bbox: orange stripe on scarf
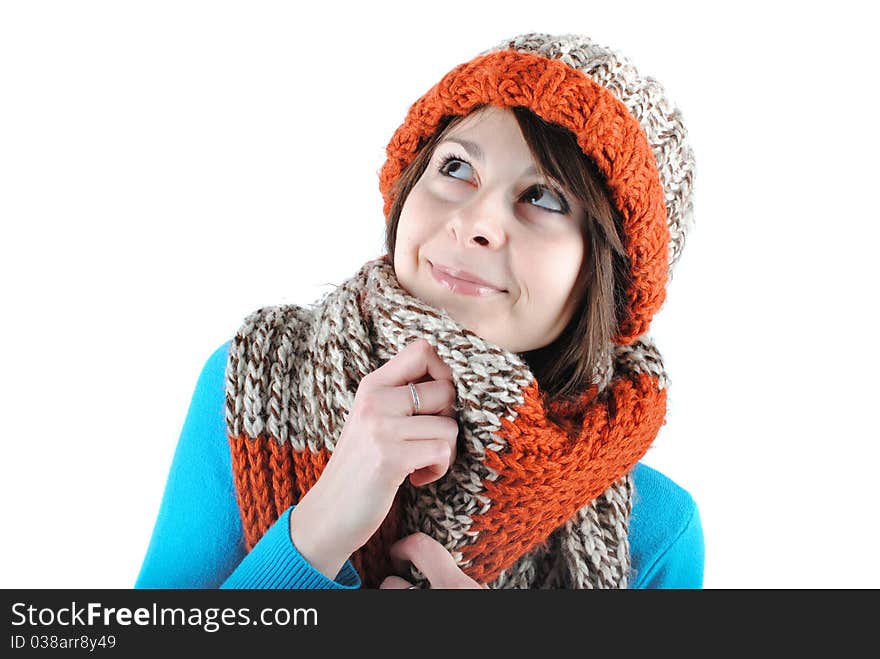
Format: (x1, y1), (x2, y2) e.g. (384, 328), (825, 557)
(462, 373), (665, 583)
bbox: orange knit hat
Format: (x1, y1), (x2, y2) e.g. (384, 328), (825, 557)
(378, 33), (695, 345)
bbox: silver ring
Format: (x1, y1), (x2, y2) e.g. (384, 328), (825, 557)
(408, 382), (421, 415)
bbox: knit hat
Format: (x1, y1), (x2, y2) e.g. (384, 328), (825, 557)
(378, 32), (695, 345)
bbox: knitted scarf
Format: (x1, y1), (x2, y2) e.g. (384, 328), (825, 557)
(225, 256), (668, 589)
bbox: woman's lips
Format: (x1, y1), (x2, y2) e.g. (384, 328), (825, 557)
(430, 262), (506, 297)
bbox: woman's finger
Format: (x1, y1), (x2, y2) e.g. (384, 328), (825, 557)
(378, 575), (415, 589)
(389, 532), (483, 589)
(397, 378), (458, 419)
(391, 434), (457, 487)
(368, 338), (453, 391)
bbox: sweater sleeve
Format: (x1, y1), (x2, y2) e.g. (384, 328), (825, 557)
(133, 340), (361, 590)
(628, 462), (705, 589)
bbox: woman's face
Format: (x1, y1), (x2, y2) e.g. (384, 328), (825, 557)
(394, 106), (587, 353)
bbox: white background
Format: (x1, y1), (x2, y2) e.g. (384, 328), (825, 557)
(2, 1), (877, 589)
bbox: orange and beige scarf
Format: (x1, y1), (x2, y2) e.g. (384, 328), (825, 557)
(225, 256), (667, 588)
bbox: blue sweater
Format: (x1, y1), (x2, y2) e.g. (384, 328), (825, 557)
(135, 341), (704, 589)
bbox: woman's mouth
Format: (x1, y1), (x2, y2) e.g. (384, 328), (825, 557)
(430, 262), (506, 297)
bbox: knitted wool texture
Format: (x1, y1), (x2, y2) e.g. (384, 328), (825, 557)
(226, 256), (668, 588)
(226, 32), (694, 588)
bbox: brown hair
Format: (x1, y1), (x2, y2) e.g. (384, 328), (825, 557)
(384, 105), (632, 431)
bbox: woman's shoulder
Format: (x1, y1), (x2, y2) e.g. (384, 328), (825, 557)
(185, 339), (233, 441)
(631, 462), (697, 520)
(194, 339), (233, 393)
(189, 338), (232, 393)
(629, 462), (704, 588)
(205, 339), (232, 372)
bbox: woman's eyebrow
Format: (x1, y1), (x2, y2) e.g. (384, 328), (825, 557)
(440, 137), (484, 161)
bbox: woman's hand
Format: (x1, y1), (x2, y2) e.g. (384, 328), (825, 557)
(379, 532), (488, 589)
(290, 338), (459, 581)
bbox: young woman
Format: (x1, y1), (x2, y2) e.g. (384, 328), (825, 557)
(135, 32), (703, 589)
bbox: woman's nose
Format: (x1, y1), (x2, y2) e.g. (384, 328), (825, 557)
(450, 190), (510, 248)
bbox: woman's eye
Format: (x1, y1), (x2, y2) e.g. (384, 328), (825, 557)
(439, 156), (473, 181)
(524, 186), (566, 213)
